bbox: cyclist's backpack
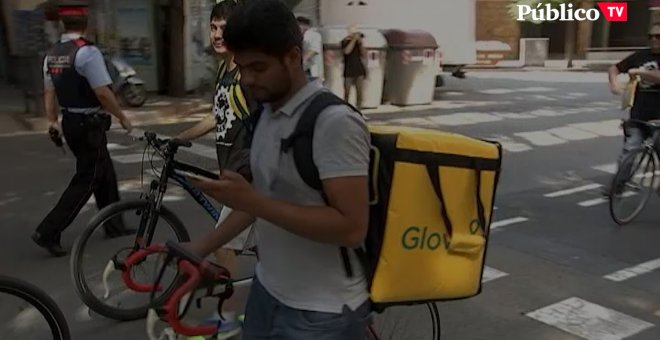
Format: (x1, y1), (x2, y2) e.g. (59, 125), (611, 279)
(281, 91), (503, 312)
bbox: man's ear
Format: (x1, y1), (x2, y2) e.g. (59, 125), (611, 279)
(286, 46), (303, 66)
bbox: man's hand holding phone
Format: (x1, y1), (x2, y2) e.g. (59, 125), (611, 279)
(189, 170), (260, 212)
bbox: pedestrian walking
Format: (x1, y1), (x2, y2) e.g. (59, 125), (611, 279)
(32, 1), (134, 257)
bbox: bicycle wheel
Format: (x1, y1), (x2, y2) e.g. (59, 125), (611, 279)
(609, 148), (657, 225)
(0, 275), (71, 340)
(366, 303), (441, 340)
(71, 199), (190, 321)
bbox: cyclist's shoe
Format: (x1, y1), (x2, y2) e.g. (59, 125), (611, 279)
(31, 232), (67, 257)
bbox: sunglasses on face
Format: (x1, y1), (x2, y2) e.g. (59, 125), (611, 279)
(649, 34), (660, 40)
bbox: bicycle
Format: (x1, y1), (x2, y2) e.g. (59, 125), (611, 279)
(70, 131), (253, 321)
(124, 241), (442, 340)
(608, 119), (660, 225)
(0, 275), (71, 340)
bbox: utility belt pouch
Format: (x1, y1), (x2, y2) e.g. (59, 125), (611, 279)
(87, 113), (111, 131)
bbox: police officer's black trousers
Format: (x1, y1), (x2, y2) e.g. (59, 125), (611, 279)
(36, 114), (121, 242)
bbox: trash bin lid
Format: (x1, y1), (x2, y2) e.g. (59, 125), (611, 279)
(319, 25), (388, 50)
(381, 29), (438, 49)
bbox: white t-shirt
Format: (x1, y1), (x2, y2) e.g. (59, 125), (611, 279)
(303, 29), (324, 79)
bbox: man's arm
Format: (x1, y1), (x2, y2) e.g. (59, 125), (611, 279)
(78, 46), (131, 130)
(243, 107), (370, 247)
(247, 176), (368, 248)
(44, 89), (58, 126)
(43, 58), (58, 128)
(610, 52), (639, 95)
(630, 68), (660, 84)
(189, 210), (255, 257)
(175, 114), (215, 141)
(608, 65), (623, 95)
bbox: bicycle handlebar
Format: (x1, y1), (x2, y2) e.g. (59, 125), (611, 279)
(121, 244), (166, 293)
(121, 241), (233, 337)
(142, 131), (192, 153)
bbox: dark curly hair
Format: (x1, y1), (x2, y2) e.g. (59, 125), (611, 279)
(223, 0), (303, 58)
(211, 0), (239, 21)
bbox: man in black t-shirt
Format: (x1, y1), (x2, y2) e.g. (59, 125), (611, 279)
(606, 23), (660, 193)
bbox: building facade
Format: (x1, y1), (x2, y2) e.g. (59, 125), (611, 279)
(477, 0), (655, 62)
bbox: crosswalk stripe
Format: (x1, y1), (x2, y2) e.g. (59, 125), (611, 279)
(515, 131), (566, 146)
(593, 163), (617, 174)
(569, 120), (621, 137)
(426, 112), (503, 126)
(526, 297), (654, 340)
(547, 126), (599, 141)
(107, 143), (129, 151)
(480, 88), (515, 94)
(490, 217), (529, 230)
(482, 266), (508, 283)
(578, 197), (608, 207)
(112, 153), (153, 164)
(544, 183), (602, 198)
(579, 191), (636, 207)
(604, 258), (660, 282)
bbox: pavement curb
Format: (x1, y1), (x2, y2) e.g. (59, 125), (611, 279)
(8, 96), (213, 132)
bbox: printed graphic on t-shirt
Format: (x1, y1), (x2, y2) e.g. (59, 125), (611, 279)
(639, 60), (659, 89)
(214, 84), (237, 143)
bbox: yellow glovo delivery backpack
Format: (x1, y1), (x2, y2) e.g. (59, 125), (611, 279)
(279, 91), (502, 313)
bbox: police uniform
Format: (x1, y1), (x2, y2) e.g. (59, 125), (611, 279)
(32, 5), (128, 256)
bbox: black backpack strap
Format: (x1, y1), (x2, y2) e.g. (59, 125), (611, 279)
(281, 90), (346, 193)
(281, 90), (365, 278)
(244, 102), (264, 148)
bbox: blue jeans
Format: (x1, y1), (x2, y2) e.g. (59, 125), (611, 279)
(243, 277), (372, 340)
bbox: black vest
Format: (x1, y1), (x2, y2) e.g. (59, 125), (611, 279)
(45, 38), (102, 109)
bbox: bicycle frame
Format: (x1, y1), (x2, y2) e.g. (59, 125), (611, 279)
(133, 154), (221, 251)
(169, 162), (221, 222)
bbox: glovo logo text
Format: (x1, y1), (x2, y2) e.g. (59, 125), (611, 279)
(401, 220), (483, 251)
(402, 226), (450, 251)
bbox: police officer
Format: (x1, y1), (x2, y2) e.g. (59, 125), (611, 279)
(32, 2), (134, 257)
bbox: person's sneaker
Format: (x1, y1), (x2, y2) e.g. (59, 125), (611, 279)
(214, 319), (241, 339)
(200, 314), (242, 340)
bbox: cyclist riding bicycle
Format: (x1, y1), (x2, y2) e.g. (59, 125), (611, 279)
(173, 1), (258, 337)
(604, 22), (660, 194)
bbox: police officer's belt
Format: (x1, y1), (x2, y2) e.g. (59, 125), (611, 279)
(61, 107), (102, 115)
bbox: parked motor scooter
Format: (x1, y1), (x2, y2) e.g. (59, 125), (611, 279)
(104, 55), (148, 107)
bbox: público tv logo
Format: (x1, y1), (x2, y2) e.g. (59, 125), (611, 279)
(516, 2), (627, 22)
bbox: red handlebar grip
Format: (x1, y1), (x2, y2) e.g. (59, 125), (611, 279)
(164, 260), (218, 336)
(121, 244), (166, 293)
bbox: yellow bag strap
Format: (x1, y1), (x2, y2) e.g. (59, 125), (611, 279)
(425, 162), (488, 238)
(426, 164), (455, 237)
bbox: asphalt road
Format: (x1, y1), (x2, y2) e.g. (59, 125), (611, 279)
(1, 71), (660, 340)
